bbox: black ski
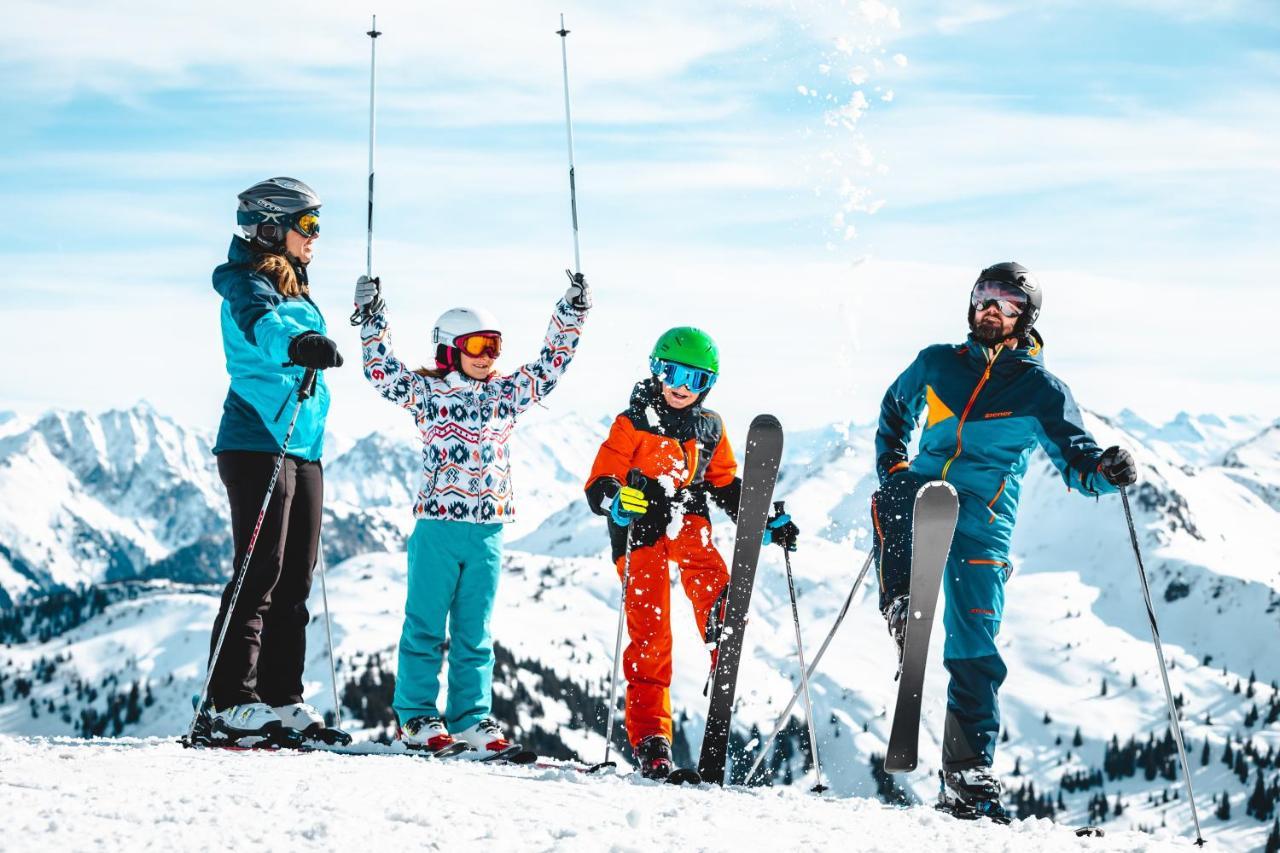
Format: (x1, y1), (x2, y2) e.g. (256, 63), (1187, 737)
(529, 760), (701, 785)
(936, 801), (1105, 838)
(698, 414), (784, 786)
(884, 480), (958, 774)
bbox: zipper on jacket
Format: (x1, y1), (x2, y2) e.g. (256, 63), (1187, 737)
(985, 478), (1007, 523)
(940, 344), (1003, 481)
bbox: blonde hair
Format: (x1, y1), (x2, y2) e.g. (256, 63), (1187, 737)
(254, 253), (307, 298)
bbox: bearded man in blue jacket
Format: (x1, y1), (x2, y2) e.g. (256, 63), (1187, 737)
(872, 262), (1137, 821)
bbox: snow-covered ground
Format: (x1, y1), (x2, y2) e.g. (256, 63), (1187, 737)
(0, 735), (1190, 852)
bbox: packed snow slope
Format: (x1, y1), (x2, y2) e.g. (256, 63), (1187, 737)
(0, 735), (1189, 853)
(1, 404), (1278, 850)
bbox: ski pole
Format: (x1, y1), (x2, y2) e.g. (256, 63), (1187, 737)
(350, 14), (382, 326)
(188, 369), (318, 743)
(746, 548), (874, 785)
(596, 468), (644, 771)
(316, 538), (342, 732)
(775, 501), (827, 793)
(555, 14), (582, 274)
(1119, 485), (1206, 846)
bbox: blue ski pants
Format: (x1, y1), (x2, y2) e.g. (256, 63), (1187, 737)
(392, 518), (504, 733)
(872, 472), (1010, 771)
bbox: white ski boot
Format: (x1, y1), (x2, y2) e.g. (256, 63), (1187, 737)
(272, 702), (352, 746)
(454, 717), (525, 762)
(399, 715), (471, 757)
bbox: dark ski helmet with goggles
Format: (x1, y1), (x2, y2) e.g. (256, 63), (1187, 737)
(968, 261), (1042, 339)
(237, 177), (322, 252)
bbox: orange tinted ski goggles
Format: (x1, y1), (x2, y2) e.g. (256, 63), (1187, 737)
(454, 332), (502, 359)
(291, 210), (320, 238)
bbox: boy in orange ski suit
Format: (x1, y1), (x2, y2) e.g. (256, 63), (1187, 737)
(584, 377), (741, 748)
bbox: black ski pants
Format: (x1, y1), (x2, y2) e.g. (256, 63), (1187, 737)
(208, 451), (322, 709)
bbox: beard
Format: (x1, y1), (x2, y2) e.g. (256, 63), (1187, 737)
(971, 314), (1010, 346)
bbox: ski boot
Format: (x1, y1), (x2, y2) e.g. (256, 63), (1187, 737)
(454, 717), (534, 763)
(194, 702), (303, 749)
(635, 735), (675, 780)
(936, 767), (1011, 824)
(883, 594), (909, 679)
(272, 702), (352, 746)
(398, 715), (473, 757)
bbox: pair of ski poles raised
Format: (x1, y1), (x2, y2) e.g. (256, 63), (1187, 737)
(742, 487), (1205, 844)
(193, 14), (590, 743)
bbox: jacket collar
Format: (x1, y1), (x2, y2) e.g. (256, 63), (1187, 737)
(225, 236), (308, 285)
(630, 378), (701, 434)
(962, 328), (1045, 368)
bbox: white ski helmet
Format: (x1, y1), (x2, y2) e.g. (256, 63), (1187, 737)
(432, 307), (502, 347)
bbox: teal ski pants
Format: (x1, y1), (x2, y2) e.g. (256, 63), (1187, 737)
(392, 518), (504, 732)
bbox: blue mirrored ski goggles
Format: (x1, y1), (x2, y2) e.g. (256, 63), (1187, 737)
(651, 357), (717, 393)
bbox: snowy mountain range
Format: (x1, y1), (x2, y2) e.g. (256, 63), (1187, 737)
(0, 403), (1278, 850)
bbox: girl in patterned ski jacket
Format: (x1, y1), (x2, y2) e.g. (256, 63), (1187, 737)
(355, 272), (590, 759)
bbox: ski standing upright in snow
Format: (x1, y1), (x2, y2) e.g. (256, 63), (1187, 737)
(698, 413), (785, 785)
(884, 480), (958, 773)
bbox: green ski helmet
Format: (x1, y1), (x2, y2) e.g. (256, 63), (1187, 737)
(650, 327), (719, 394)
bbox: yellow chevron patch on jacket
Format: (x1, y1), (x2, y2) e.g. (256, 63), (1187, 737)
(925, 384), (957, 429)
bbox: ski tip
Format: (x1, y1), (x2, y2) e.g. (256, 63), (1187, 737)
(918, 480), (958, 498)
(586, 760), (618, 774)
(748, 413), (782, 430)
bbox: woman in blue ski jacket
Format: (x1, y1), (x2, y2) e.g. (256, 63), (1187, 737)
(204, 177), (344, 742)
(354, 270), (590, 759)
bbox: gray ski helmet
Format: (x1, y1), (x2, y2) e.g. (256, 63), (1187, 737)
(236, 177), (322, 250)
(969, 261), (1042, 336)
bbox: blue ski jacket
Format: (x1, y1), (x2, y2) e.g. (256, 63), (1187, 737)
(212, 237), (330, 460)
(875, 332), (1114, 552)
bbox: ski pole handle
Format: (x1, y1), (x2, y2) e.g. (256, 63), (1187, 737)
(774, 500), (785, 514)
(627, 467), (645, 490)
(298, 368), (318, 401)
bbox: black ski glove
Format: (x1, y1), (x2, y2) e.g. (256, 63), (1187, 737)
(288, 332), (344, 370)
(1098, 446), (1136, 487)
(763, 509), (800, 552)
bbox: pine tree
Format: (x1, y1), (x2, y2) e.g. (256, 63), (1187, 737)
(1217, 791), (1232, 821)
(1201, 738), (1211, 767)
(1074, 727), (1084, 748)
(1265, 816), (1279, 853)
(1100, 678), (1108, 697)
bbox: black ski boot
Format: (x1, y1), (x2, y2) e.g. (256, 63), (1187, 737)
(635, 735), (675, 780)
(936, 767), (1011, 824)
(883, 594), (909, 677)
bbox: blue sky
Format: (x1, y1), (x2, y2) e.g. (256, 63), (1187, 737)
(2, 0), (1277, 443)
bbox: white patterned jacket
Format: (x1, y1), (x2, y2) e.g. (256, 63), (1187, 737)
(361, 297), (587, 523)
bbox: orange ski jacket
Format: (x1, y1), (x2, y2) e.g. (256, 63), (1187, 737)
(585, 379), (741, 559)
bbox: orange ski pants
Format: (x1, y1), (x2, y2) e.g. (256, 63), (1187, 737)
(616, 513), (729, 748)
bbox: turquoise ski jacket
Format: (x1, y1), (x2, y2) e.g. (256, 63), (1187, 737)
(875, 332), (1114, 552)
(212, 237), (330, 460)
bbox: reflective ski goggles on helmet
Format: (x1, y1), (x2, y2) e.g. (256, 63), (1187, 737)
(454, 332), (502, 359)
(650, 357), (717, 393)
(970, 280), (1027, 318)
(290, 210), (321, 238)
